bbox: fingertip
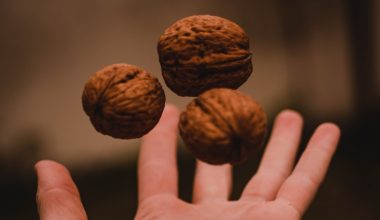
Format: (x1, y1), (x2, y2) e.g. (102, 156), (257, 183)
(35, 160), (60, 169)
(35, 160), (81, 198)
(157, 103), (180, 127)
(274, 109), (304, 130)
(35, 160), (73, 187)
(277, 109), (303, 122)
(163, 103), (180, 117)
(35, 160), (68, 174)
(316, 122), (341, 138)
(165, 103), (179, 112)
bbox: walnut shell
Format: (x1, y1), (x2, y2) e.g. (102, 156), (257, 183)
(82, 63), (165, 139)
(157, 15), (252, 97)
(179, 88), (266, 165)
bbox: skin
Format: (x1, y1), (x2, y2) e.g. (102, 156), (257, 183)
(35, 104), (340, 220)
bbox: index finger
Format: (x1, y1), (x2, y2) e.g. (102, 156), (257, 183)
(138, 104), (180, 203)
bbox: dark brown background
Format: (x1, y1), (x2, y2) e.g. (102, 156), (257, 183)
(1, 0), (379, 219)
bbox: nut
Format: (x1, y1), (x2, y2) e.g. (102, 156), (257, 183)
(179, 88), (266, 165)
(82, 63), (165, 139)
(157, 15), (252, 96)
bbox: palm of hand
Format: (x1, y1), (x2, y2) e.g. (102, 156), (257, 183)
(35, 104), (340, 220)
(136, 195), (299, 220)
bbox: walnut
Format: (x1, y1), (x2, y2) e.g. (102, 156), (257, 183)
(82, 63), (165, 139)
(179, 88), (266, 165)
(157, 15), (252, 97)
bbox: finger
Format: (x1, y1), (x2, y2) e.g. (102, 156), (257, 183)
(192, 160), (232, 204)
(276, 123), (340, 215)
(241, 110), (303, 202)
(138, 104), (180, 203)
(35, 160), (87, 220)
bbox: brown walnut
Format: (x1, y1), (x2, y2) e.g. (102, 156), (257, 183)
(179, 88), (267, 165)
(157, 15), (252, 97)
(82, 63), (165, 139)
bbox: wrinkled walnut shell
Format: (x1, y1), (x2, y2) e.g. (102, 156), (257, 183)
(179, 88), (266, 165)
(158, 15), (252, 96)
(82, 63), (165, 139)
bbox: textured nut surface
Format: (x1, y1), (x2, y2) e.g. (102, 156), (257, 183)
(158, 15), (252, 96)
(82, 63), (165, 139)
(179, 88), (266, 165)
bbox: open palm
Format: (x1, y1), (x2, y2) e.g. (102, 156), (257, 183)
(35, 104), (340, 220)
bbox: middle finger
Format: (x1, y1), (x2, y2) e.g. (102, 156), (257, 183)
(192, 160), (232, 204)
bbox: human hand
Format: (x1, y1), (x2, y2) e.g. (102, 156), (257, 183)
(35, 104), (340, 220)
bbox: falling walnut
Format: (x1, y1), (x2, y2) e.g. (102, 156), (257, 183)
(82, 63), (165, 139)
(158, 15), (252, 96)
(179, 88), (267, 165)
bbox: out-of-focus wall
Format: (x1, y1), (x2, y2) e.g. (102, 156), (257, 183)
(0, 0), (353, 168)
(375, 0), (380, 91)
(276, 0), (353, 118)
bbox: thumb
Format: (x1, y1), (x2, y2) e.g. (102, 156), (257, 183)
(35, 160), (87, 220)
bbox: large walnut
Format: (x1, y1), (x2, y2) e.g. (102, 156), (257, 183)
(82, 63), (165, 139)
(179, 88), (266, 165)
(157, 15), (252, 97)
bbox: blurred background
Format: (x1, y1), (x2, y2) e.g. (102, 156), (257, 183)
(0, 0), (379, 219)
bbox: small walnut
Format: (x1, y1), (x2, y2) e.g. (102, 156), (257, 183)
(157, 15), (252, 97)
(179, 88), (266, 165)
(82, 63), (165, 139)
